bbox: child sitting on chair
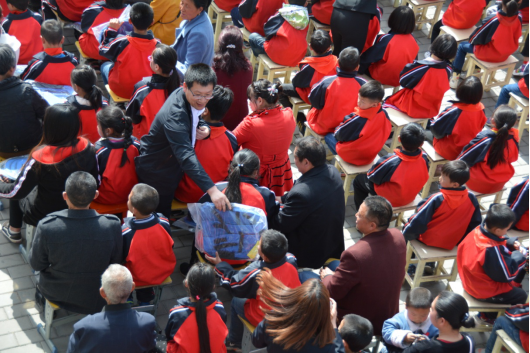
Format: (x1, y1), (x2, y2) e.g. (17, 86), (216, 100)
(2, 0), (42, 64)
(507, 176), (528, 232)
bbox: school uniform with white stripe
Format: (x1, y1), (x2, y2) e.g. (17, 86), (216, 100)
(507, 176), (529, 231)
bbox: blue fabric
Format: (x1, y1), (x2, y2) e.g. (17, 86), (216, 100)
(485, 316), (523, 353)
(381, 311), (439, 351)
(231, 7), (244, 28)
(249, 33), (266, 57)
(228, 297), (247, 345)
(100, 62), (113, 85)
(495, 83), (525, 109)
(453, 42), (474, 73)
(299, 260), (340, 283)
(325, 133), (338, 155)
(173, 11), (215, 69)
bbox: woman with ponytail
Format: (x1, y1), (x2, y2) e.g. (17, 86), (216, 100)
(126, 44), (181, 139)
(94, 106), (140, 204)
(68, 65), (107, 143)
(165, 263), (228, 353)
(458, 105), (519, 194)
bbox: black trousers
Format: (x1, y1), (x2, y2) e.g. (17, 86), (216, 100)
(431, 20), (443, 44)
(480, 277), (527, 319)
(279, 83), (301, 108)
(352, 173), (376, 211)
(331, 8), (373, 56)
(522, 36), (529, 57)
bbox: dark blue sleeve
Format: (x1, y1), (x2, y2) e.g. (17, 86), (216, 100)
(263, 13), (284, 40)
(507, 178), (529, 228)
(80, 5), (102, 33)
(469, 16), (500, 46)
(334, 113), (367, 142)
(225, 130), (238, 155)
(214, 261), (261, 298)
(359, 33), (391, 74)
(165, 305), (191, 342)
(430, 106), (461, 139)
(213, 300), (227, 323)
(292, 63), (316, 89)
(252, 320), (269, 348)
(457, 132), (492, 168)
(334, 329), (346, 353)
(367, 154), (400, 185)
(309, 75), (335, 110)
(398, 62), (429, 89)
(483, 245), (527, 283)
(99, 28), (125, 61)
(403, 193), (444, 241)
(463, 194), (483, 241)
(121, 219), (135, 262)
(239, 0), (259, 18)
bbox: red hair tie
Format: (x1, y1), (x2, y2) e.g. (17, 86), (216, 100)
(196, 295), (200, 300)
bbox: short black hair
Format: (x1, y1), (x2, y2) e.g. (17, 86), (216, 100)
(388, 6), (415, 34)
(295, 136), (326, 168)
(441, 160), (469, 186)
(363, 196), (393, 229)
(260, 230), (288, 263)
(288, 0), (306, 5)
(190, 0), (211, 11)
(359, 80), (384, 102)
(430, 34), (457, 61)
(65, 171), (97, 208)
(406, 287), (433, 309)
(184, 63), (217, 89)
(400, 123), (425, 151)
(456, 76), (483, 104)
(0, 44), (16, 75)
(338, 47), (360, 72)
(310, 29), (331, 55)
(130, 2), (154, 31)
(6, 0), (28, 11)
(130, 183), (159, 216)
(106, 0), (125, 9)
(485, 204), (516, 230)
(41, 20), (63, 45)
(339, 314), (373, 352)
(206, 85), (234, 121)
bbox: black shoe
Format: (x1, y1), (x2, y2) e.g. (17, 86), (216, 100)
(226, 341), (242, 352)
(179, 262), (191, 276)
(1, 222), (22, 243)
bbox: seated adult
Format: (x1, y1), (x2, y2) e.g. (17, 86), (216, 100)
(270, 136), (345, 269)
(66, 264), (157, 353)
(320, 196), (406, 336)
(29, 172), (122, 315)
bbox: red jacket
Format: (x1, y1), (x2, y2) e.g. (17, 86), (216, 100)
(334, 105), (391, 165)
(67, 95), (109, 144)
(21, 49), (78, 86)
(0, 0), (10, 16)
(1, 10), (43, 65)
(293, 51), (338, 104)
(442, 0), (486, 29)
(362, 6), (382, 53)
(45, 0), (94, 22)
(507, 177), (529, 232)
(518, 64), (529, 98)
(307, 68), (367, 135)
(312, 0), (334, 25)
(239, 0), (285, 36)
(457, 225), (527, 299)
(367, 148), (429, 207)
(431, 102), (487, 160)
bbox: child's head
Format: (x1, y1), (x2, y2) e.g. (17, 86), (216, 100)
(430, 291), (475, 331)
(338, 314), (373, 353)
(456, 76), (483, 104)
(439, 160), (469, 188)
(429, 34), (457, 61)
(225, 149), (260, 203)
(488, 105), (517, 169)
(96, 106), (133, 167)
(258, 230), (288, 263)
(399, 123), (424, 151)
(358, 81), (384, 110)
(0, 44), (16, 78)
(247, 79), (282, 110)
(6, 0), (28, 11)
(405, 288), (433, 325)
(502, 0), (519, 16)
(128, 183), (159, 217)
(203, 85), (233, 121)
(71, 65), (104, 110)
(41, 104), (80, 147)
(338, 47), (360, 72)
(105, 0), (125, 10)
(388, 6), (415, 34)
(150, 45), (180, 96)
(41, 20), (64, 48)
(129, 2), (154, 31)
(485, 204), (515, 236)
(288, 0), (306, 5)
(310, 29), (332, 55)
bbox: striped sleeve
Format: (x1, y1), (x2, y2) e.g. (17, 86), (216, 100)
(483, 245), (527, 283)
(457, 132), (492, 168)
(430, 106), (460, 139)
(367, 154), (400, 185)
(403, 193), (444, 241)
(214, 261), (261, 298)
(398, 62), (429, 89)
(507, 178), (529, 227)
(0, 159), (38, 200)
(99, 28), (127, 61)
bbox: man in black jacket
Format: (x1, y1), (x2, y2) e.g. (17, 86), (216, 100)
(270, 136), (345, 269)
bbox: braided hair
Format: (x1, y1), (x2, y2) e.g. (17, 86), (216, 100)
(247, 79), (283, 107)
(225, 149), (260, 204)
(96, 106), (133, 167)
(71, 65), (104, 111)
(488, 105), (517, 169)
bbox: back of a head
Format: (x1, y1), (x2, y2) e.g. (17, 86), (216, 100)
(0, 43), (16, 76)
(400, 123), (425, 151)
(441, 160), (469, 186)
(70, 65), (103, 110)
(101, 264), (134, 304)
(42, 104), (80, 146)
(488, 105), (517, 169)
(65, 171), (97, 208)
(311, 29), (332, 55)
(338, 47), (360, 72)
(430, 34), (457, 61)
(225, 149), (260, 204)
(41, 20), (63, 45)
(213, 25), (251, 76)
(339, 314), (374, 352)
(130, 2), (154, 31)
(502, 0), (519, 16)
(105, 0), (125, 9)
(406, 287), (433, 309)
(295, 136), (326, 168)
(260, 230), (288, 263)
(485, 203), (516, 230)
(6, 0), (28, 11)
(184, 63), (217, 90)
(288, 0), (306, 6)
(206, 85), (234, 121)
(131, 183), (159, 216)
(152, 45), (180, 95)
(434, 291), (475, 330)
(191, 0), (212, 11)
(363, 196), (392, 230)
(359, 80), (384, 102)
(456, 76), (483, 104)
(388, 6), (415, 34)
(247, 79), (282, 105)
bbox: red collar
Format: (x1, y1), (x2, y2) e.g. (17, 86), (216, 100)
(354, 104), (381, 120)
(44, 47), (64, 56)
(32, 138), (89, 164)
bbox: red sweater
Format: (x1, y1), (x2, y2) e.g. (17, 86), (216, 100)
(2, 10), (43, 65)
(442, 0), (486, 29)
(263, 11), (309, 67)
(239, 0), (285, 36)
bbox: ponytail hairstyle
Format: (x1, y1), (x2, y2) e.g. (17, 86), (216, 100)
(488, 105), (517, 169)
(433, 291), (475, 330)
(185, 263), (216, 353)
(151, 45), (180, 97)
(502, 0), (519, 16)
(71, 65), (104, 111)
(96, 106), (133, 167)
(247, 79), (283, 107)
(456, 76), (483, 104)
(225, 149), (260, 204)
(213, 25), (252, 76)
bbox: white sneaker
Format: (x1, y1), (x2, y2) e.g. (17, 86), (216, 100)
(449, 74), (460, 89)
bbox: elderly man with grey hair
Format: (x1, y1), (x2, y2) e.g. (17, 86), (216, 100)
(67, 264), (157, 353)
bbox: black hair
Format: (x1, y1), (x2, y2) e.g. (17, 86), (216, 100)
(65, 171), (97, 208)
(388, 6), (415, 34)
(106, 0), (125, 9)
(96, 106), (133, 167)
(190, 0), (212, 11)
(485, 204), (516, 230)
(456, 76), (483, 104)
(260, 230), (288, 263)
(288, 0), (306, 6)
(338, 314), (374, 352)
(430, 34), (457, 61)
(205, 85), (234, 121)
(502, 0), (519, 16)
(0, 43), (16, 75)
(129, 2), (154, 31)
(488, 105), (517, 169)
(71, 65), (104, 111)
(225, 149), (260, 204)
(295, 136), (326, 168)
(434, 291), (475, 330)
(41, 19), (63, 45)
(338, 47), (360, 72)
(406, 287), (433, 309)
(310, 29), (332, 55)
(441, 160), (469, 186)
(363, 196), (393, 229)
(130, 183), (159, 216)
(6, 0), (28, 11)
(359, 80), (384, 102)
(152, 45), (180, 97)
(247, 79), (283, 106)
(184, 63), (217, 90)
(400, 123), (425, 151)
(186, 263), (216, 353)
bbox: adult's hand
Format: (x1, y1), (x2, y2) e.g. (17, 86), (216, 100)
(196, 126), (210, 140)
(330, 298), (338, 328)
(109, 18), (122, 30)
(207, 186), (231, 212)
(320, 267), (335, 280)
(205, 251), (222, 265)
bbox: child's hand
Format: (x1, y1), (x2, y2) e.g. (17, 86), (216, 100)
(404, 333), (421, 344)
(320, 267), (335, 280)
(330, 299), (338, 328)
(0, 175), (12, 183)
(109, 18), (122, 30)
(205, 251), (222, 265)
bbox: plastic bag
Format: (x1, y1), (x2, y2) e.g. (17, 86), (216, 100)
(92, 5), (132, 43)
(0, 156), (29, 181)
(189, 202), (268, 261)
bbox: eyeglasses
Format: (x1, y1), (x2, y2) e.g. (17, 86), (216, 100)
(189, 90), (214, 101)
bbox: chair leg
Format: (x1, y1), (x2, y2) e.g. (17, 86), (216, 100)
(412, 260), (426, 289)
(493, 190), (503, 204)
(38, 301), (58, 353)
(344, 175), (352, 206)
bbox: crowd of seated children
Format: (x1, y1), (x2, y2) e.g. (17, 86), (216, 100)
(339, 314), (374, 353)
(42, 0), (93, 22)
(431, 76), (487, 160)
(507, 176), (529, 231)
(458, 105), (519, 194)
(99, 2), (158, 98)
(233, 79), (295, 195)
(2, 0), (42, 65)
(165, 263), (228, 353)
(238, 0), (284, 36)
(495, 62), (528, 109)
(382, 288), (438, 353)
(122, 183), (175, 304)
(326, 80), (392, 166)
(126, 45), (180, 139)
(403, 160), (482, 250)
(306, 47), (366, 135)
(430, 0), (486, 43)
(384, 34), (457, 120)
(353, 123), (429, 209)
(482, 304), (529, 353)
(359, 6), (419, 88)
(94, 106), (140, 204)
(148, 0), (182, 45)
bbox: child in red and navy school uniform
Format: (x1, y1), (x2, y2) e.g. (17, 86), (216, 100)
(1, 0), (42, 65)
(362, 4), (382, 53)
(384, 34), (457, 119)
(326, 80), (392, 165)
(431, 76), (487, 160)
(122, 183), (175, 303)
(507, 176), (529, 232)
(207, 230), (301, 351)
(94, 106), (140, 204)
(353, 123), (429, 209)
(79, 0), (127, 61)
(310, 0), (333, 25)
(126, 45), (180, 139)
(359, 6), (419, 87)
(238, 0), (284, 36)
(458, 105), (519, 194)
(430, 0), (487, 43)
(403, 160), (482, 250)
(165, 263), (228, 353)
(306, 47), (367, 135)
(42, 0), (93, 22)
